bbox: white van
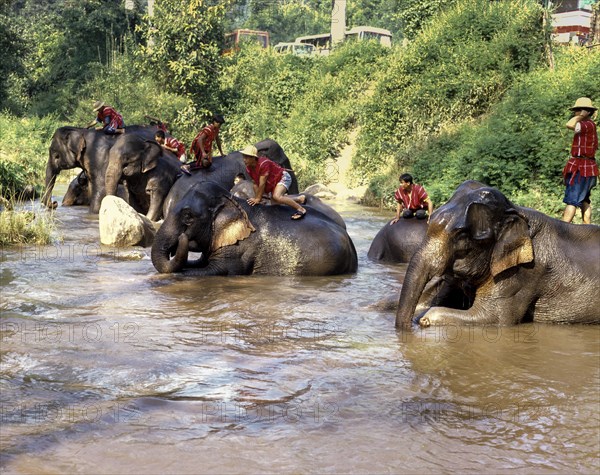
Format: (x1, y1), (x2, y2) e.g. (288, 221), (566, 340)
(274, 42), (316, 56)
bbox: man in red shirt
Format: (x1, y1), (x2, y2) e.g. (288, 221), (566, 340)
(154, 130), (187, 163)
(86, 101), (125, 134)
(390, 173), (434, 224)
(241, 145), (307, 220)
(562, 97), (598, 224)
(182, 114), (225, 174)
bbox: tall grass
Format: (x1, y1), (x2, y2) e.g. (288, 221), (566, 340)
(0, 202), (56, 245)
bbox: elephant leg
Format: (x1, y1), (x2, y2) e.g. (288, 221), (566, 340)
(146, 195), (162, 222)
(418, 277), (535, 327)
(89, 181), (104, 213)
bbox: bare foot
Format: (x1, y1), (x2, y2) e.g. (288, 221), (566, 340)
(419, 316), (431, 327)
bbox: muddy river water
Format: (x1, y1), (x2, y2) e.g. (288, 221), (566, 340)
(1, 189), (599, 474)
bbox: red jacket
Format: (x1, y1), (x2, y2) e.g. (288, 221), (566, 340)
(394, 184), (429, 210)
(570, 120), (597, 159)
(190, 124), (218, 161)
(246, 157), (284, 194)
(165, 137), (186, 158)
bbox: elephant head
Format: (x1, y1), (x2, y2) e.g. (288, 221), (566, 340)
(105, 136), (162, 197)
(43, 127), (86, 208)
(151, 182), (255, 273)
(395, 181), (534, 328)
(61, 171), (89, 206)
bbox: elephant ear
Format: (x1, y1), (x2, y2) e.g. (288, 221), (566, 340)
(490, 210), (533, 277)
(141, 140), (160, 173)
(68, 131), (86, 164)
(210, 196), (256, 252)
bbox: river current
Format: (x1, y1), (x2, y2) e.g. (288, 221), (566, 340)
(1, 187), (599, 474)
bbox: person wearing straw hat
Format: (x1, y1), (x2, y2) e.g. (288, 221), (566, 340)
(561, 97), (598, 224)
(86, 100), (125, 135)
(241, 145), (307, 220)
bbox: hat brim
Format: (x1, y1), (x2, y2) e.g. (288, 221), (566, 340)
(570, 105), (597, 111)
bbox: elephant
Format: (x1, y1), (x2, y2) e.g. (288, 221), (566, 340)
(61, 171), (90, 206)
(151, 181), (358, 276)
(395, 181), (600, 329)
(230, 178), (347, 229)
(105, 134), (182, 221)
(43, 125), (162, 213)
(162, 139), (298, 217)
(61, 171), (128, 207)
(367, 218), (428, 263)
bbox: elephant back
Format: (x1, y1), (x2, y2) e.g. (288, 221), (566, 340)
(368, 218), (428, 263)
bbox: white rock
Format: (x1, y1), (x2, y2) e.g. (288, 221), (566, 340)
(99, 196), (156, 247)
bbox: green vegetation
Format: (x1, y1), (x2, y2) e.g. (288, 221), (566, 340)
(0, 201), (56, 245)
(1, 0), (600, 245)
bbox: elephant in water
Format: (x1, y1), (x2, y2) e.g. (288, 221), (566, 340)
(367, 218), (428, 263)
(62, 171), (128, 207)
(396, 181), (600, 329)
(151, 182), (358, 276)
(43, 125), (163, 212)
(61, 171), (90, 206)
(105, 134), (182, 221)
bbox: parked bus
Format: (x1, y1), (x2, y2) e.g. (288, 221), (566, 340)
(295, 33), (332, 55)
(295, 26), (392, 54)
(273, 42), (316, 56)
(223, 29), (270, 54)
(345, 26), (392, 47)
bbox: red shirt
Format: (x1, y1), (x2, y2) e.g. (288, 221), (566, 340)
(190, 124), (219, 160)
(570, 120), (597, 159)
(246, 156), (284, 194)
(563, 120), (598, 184)
(394, 184), (429, 210)
(97, 106), (124, 129)
(165, 137), (186, 158)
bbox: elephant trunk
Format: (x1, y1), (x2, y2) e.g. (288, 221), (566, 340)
(146, 199), (161, 222)
(42, 161), (58, 208)
(151, 231), (189, 273)
(395, 245), (444, 329)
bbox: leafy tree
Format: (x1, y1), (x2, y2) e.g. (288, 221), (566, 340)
(235, 0), (330, 44)
(396, 0), (457, 39)
(0, 1), (26, 112)
(3, 0), (140, 116)
(138, 0), (232, 119)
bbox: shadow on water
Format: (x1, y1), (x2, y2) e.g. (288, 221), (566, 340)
(1, 196), (599, 474)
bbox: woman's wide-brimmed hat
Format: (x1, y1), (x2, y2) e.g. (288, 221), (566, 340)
(240, 145), (258, 158)
(93, 100), (105, 111)
(570, 97), (597, 111)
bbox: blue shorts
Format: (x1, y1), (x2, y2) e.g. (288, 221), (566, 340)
(563, 172), (597, 207)
(277, 171), (292, 191)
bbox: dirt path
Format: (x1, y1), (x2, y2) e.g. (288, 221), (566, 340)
(327, 127), (368, 201)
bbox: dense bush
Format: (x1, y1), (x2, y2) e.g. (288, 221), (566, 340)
(412, 47), (600, 219)
(0, 113), (61, 199)
(68, 52), (196, 145)
(220, 40), (389, 189)
(357, 0), (546, 186)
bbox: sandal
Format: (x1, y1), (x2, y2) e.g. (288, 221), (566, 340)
(291, 209), (307, 220)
